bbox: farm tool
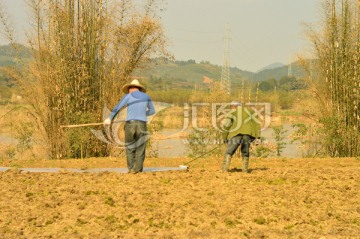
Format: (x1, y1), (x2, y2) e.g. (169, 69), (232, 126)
(60, 122), (104, 128)
(179, 145), (222, 169)
(60, 120), (125, 128)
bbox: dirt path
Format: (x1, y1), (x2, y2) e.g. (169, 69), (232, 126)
(0, 157), (359, 238)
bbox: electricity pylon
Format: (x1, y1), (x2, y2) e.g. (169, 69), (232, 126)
(288, 56), (293, 77)
(221, 24), (231, 95)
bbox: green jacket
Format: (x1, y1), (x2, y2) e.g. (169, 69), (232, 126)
(222, 106), (261, 140)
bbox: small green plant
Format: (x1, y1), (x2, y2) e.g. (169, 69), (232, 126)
(104, 197), (115, 207)
(186, 128), (222, 158)
(267, 177), (287, 185)
(284, 224), (295, 230)
(224, 218), (235, 227)
(273, 125), (287, 156)
(76, 218), (87, 226)
(5, 146), (16, 159)
(291, 123), (324, 157)
(252, 145), (271, 158)
(25, 192), (34, 198)
(105, 215), (118, 224)
(147, 125), (159, 158)
(15, 122), (34, 153)
(253, 217), (266, 225)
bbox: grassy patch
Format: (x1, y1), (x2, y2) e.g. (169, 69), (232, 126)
(104, 197), (115, 207)
(253, 217), (267, 225)
(284, 224), (295, 230)
(76, 218), (87, 226)
(105, 215), (118, 224)
(267, 177), (287, 185)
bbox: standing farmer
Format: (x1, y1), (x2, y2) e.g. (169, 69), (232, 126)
(103, 79), (155, 173)
(221, 101), (261, 173)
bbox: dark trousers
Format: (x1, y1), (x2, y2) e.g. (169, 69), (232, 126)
(124, 120), (148, 172)
(225, 134), (253, 157)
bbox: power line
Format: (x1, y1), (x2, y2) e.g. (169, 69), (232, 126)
(166, 38), (222, 44)
(164, 26), (220, 35)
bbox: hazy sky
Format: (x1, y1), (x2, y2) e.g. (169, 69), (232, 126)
(161, 0), (320, 72)
(1, 0), (321, 72)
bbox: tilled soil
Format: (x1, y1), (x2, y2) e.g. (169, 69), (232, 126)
(0, 157), (359, 238)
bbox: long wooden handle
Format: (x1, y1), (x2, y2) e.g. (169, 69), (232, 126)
(60, 119), (125, 128)
(60, 122), (103, 128)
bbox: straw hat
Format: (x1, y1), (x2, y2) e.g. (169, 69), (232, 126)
(121, 79), (146, 93)
(230, 100), (242, 106)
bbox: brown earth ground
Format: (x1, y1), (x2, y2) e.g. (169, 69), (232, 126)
(0, 157), (359, 239)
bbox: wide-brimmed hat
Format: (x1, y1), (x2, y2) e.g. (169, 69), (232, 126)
(122, 79), (146, 93)
(230, 100), (242, 106)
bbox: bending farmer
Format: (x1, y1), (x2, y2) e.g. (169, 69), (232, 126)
(103, 79), (155, 173)
(221, 101), (261, 173)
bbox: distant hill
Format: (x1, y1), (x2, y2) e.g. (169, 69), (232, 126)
(0, 44), (32, 67)
(137, 58), (307, 89)
(251, 61), (307, 82)
(0, 44), (32, 58)
(0, 44), (308, 90)
(257, 62), (285, 72)
(138, 58), (254, 82)
(0, 44), (33, 99)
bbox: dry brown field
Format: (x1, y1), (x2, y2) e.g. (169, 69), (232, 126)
(0, 157), (359, 239)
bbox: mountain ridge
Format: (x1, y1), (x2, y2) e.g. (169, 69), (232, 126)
(256, 62), (286, 72)
(0, 44), (307, 87)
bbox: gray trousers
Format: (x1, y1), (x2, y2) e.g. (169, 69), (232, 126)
(124, 120), (148, 173)
(225, 134), (253, 157)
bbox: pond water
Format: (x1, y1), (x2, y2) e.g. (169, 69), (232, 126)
(0, 124), (303, 159)
(0, 135), (17, 144)
(157, 124), (303, 158)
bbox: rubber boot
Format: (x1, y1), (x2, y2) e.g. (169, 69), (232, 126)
(242, 157), (249, 173)
(222, 154), (232, 172)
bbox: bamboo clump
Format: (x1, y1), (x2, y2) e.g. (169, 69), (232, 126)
(0, 0), (168, 159)
(306, 0), (360, 156)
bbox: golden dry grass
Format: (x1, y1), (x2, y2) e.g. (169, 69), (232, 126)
(0, 157), (359, 238)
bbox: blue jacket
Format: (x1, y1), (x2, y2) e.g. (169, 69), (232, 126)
(109, 90), (155, 122)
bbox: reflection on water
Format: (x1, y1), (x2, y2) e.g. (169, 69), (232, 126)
(157, 124), (302, 158)
(0, 135), (17, 144)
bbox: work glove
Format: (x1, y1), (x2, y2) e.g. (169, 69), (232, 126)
(254, 138), (261, 146)
(103, 117), (111, 126)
